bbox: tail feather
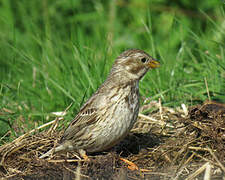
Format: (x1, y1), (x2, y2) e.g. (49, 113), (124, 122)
(39, 144), (66, 159)
(39, 148), (54, 159)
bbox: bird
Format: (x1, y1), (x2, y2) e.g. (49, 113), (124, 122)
(39, 49), (160, 159)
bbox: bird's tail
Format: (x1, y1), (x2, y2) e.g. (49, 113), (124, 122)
(39, 144), (66, 159)
(39, 148), (54, 159)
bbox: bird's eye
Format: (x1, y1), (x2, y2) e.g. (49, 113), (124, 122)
(141, 57), (147, 63)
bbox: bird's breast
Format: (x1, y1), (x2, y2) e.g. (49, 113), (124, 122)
(89, 82), (140, 152)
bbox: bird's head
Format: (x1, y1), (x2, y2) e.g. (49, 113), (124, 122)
(111, 49), (160, 81)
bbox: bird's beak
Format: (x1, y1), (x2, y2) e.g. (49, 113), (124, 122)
(148, 58), (160, 69)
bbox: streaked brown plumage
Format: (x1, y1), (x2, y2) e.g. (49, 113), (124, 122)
(40, 49), (160, 158)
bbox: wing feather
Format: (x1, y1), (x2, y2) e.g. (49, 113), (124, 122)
(60, 96), (100, 142)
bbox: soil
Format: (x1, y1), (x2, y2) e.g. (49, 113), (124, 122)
(0, 101), (224, 180)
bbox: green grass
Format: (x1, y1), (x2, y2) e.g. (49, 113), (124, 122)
(0, 0), (224, 142)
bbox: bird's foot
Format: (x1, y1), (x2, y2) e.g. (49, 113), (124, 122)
(120, 157), (139, 171)
(79, 149), (90, 161)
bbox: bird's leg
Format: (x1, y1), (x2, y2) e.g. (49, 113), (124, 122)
(120, 158), (153, 172)
(78, 149), (90, 161)
(120, 157), (139, 171)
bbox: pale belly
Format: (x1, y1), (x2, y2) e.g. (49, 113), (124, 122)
(87, 89), (139, 152)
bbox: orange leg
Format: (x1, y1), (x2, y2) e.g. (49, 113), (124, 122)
(120, 158), (139, 171)
(120, 158), (152, 172)
(78, 149), (90, 161)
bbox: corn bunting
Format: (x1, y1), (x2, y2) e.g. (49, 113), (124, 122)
(40, 49), (160, 158)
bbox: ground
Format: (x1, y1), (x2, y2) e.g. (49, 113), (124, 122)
(0, 101), (225, 180)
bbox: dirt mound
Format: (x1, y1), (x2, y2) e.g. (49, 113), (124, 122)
(0, 101), (224, 179)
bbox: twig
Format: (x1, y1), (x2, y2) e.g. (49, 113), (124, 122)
(172, 164), (188, 180)
(0, 131), (11, 142)
(0, 119), (58, 165)
(193, 152), (218, 166)
(47, 159), (85, 163)
(204, 77), (211, 101)
(173, 152), (195, 179)
(207, 147), (225, 173)
(15, 119), (57, 143)
(62, 164), (90, 179)
(204, 162), (211, 180)
(188, 146), (210, 151)
(75, 163), (81, 180)
(138, 113), (166, 126)
(159, 98), (163, 120)
(181, 104), (188, 117)
(143, 172), (171, 176)
(48, 102), (73, 134)
(185, 162), (209, 180)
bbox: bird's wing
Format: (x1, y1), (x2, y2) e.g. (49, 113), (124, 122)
(60, 95), (101, 142)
